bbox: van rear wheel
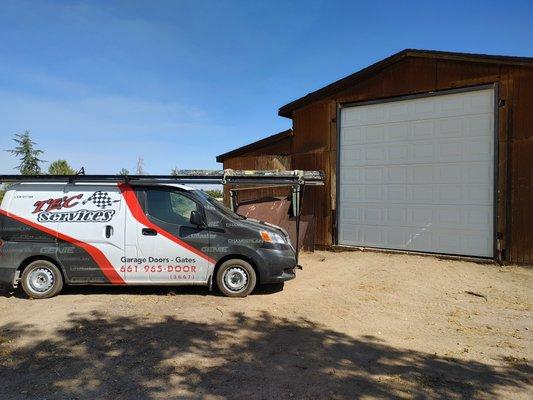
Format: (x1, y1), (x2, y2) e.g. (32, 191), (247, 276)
(21, 260), (63, 299)
(216, 259), (256, 297)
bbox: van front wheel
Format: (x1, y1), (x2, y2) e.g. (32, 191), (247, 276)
(216, 259), (256, 297)
(21, 260), (63, 299)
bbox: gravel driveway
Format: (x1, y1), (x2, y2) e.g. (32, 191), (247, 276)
(0, 250), (531, 399)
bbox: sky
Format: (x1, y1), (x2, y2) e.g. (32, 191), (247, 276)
(1, 0), (532, 174)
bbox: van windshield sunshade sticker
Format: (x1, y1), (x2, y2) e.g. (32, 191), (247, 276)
(118, 184), (216, 265)
(0, 209), (125, 284)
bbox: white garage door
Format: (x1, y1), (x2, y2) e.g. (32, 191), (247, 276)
(338, 88), (494, 257)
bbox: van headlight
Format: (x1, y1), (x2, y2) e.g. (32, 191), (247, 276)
(260, 230), (286, 244)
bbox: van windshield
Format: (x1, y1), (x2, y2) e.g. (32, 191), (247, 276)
(192, 190), (245, 220)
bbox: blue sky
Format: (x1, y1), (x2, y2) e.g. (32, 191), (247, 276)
(1, 0), (532, 174)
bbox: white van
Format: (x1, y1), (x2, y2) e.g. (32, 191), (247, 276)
(0, 179), (300, 298)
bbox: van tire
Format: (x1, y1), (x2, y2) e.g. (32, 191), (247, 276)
(21, 260), (63, 299)
(216, 259), (256, 297)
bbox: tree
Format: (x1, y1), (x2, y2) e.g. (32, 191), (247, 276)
(7, 131), (44, 175)
(170, 167), (180, 176)
(118, 168), (129, 176)
(136, 157), (146, 175)
(205, 189), (223, 199)
(48, 160), (75, 175)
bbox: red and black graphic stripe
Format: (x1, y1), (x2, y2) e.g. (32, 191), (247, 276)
(0, 210), (124, 284)
(118, 184), (216, 264)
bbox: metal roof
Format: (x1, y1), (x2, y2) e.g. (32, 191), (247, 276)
(278, 49), (533, 118)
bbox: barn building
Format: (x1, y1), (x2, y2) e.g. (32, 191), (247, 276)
(217, 49), (533, 264)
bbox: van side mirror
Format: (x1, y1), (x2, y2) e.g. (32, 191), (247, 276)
(189, 210), (204, 227)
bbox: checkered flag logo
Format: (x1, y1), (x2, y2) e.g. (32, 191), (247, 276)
(83, 191), (119, 209)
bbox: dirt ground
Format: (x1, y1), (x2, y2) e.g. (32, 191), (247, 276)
(0, 250), (531, 400)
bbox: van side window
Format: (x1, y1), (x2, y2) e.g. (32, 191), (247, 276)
(145, 189), (198, 226)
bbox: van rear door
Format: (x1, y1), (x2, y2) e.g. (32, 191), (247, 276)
(56, 185), (126, 284)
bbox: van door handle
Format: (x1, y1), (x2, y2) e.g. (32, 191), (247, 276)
(142, 228), (157, 236)
(105, 225), (113, 238)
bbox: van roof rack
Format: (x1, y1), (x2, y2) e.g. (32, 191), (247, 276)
(0, 169), (324, 186)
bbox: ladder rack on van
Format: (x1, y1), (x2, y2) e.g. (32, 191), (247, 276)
(0, 170), (324, 263)
(0, 169), (323, 185)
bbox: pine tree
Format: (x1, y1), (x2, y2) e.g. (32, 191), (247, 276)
(118, 168), (130, 176)
(7, 131), (45, 175)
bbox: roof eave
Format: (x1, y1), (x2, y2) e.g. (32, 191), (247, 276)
(278, 49), (533, 118)
(216, 129), (293, 162)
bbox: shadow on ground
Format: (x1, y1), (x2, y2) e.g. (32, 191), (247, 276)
(0, 282), (284, 299)
(0, 311), (530, 399)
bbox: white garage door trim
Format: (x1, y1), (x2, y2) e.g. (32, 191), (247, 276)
(337, 85), (497, 258)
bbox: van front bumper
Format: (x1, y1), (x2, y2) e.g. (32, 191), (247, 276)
(255, 245), (297, 284)
(265, 267), (296, 283)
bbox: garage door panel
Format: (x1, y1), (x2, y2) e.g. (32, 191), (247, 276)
(340, 183), (492, 206)
(340, 162), (493, 184)
(339, 88), (494, 257)
(467, 184), (493, 204)
(386, 122), (411, 141)
(341, 90), (494, 128)
(413, 120), (435, 139)
(387, 144), (409, 162)
(339, 222), (492, 257)
(339, 162), (493, 185)
(343, 116), (493, 146)
(340, 204), (492, 230)
(387, 166), (408, 183)
(341, 137), (493, 167)
(467, 91), (493, 112)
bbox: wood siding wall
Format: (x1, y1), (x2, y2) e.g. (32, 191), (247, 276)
(230, 136), (292, 158)
(221, 134), (293, 203)
(222, 155), (292, 204)
(289, 57), (533, 264)
(507, 66), (533, 263)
